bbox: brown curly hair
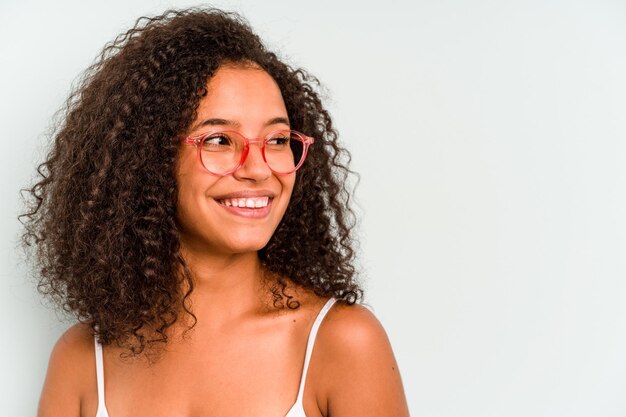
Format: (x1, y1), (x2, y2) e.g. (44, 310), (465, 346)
(19, 7), (362, 357)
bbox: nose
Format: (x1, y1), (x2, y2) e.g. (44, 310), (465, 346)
(233, 141), (272, 181)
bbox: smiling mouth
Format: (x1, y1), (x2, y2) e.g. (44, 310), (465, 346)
(215, 196), (271, 208)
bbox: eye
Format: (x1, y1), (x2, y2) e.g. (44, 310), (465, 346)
(266, 134), (290, 146)
(201, 133), (233, 151)
(206, 134), (231, 145)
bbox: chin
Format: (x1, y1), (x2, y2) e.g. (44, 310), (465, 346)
(220, 235), (273, 255)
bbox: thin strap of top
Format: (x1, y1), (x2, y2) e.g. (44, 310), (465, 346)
(294, 297), (338, 401)
(94, 336), (107, 411)
(93, 297), (338, 415)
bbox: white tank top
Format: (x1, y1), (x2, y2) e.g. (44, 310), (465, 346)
(94, 297), (337, 417)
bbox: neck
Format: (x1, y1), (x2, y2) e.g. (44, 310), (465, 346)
(177, 246), (274, 329)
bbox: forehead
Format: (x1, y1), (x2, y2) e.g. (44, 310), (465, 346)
(194, 65), (287, 124)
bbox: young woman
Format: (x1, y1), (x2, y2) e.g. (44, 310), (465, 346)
(21, 8), (410, 417)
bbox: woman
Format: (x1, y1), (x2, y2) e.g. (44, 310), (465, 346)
(21, 8), (410, 417)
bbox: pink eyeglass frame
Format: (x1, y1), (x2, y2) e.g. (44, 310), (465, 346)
(182, 129), (314, 176)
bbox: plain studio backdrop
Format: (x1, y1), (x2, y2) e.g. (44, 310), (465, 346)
(2, 0), (625, 415)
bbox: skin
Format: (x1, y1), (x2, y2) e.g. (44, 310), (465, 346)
(38, 65), (410, 417)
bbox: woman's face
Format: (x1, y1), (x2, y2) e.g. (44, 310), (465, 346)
(175, 64), (295, 256)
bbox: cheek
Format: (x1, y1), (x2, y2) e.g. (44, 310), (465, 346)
(174, 182), (198, 235)
(274, 175), (296, 221)
(175, 165), (195, 214)
(285, 173), (296, 193)
(280, 174), (296, 203)
(174, 158), (218, 225)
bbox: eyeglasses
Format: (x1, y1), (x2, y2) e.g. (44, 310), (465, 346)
(182, 130), (314, 176)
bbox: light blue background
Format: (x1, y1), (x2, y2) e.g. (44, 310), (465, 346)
(2, 0), (626, 415)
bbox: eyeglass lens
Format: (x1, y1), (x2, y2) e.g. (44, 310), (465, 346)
(199, 131), (306, 175)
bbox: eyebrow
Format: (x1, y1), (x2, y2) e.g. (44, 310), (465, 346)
(191, 117), (290, 132)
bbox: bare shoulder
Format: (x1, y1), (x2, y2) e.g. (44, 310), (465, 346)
(318, 301), (395, 365)
(54, 322), (94, 352)
(38, 323), (96, 417)
(48, 322), (95, 375)
(323, 301), (386, 340)
(314, 300), (410, 417)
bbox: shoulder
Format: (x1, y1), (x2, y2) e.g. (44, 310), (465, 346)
(52, 322), (94, 353)
(38, 323), (96, 417)
(325, 300), (384, 339)
(47, 322), (95, 374)
(318, 300), (392, 364)
(313, 300), (410, 417)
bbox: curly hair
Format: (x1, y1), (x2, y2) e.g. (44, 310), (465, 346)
(19, 7), (362, 357)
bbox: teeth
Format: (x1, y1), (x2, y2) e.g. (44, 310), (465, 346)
(217, 197), (270, 208)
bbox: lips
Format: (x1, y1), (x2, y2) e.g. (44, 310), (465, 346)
(215, 196), (270, 208)
(212, 191), (275, 218)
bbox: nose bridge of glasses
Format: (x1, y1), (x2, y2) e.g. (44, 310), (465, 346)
(245, 137), (268, 150)
(241, 136), (268, 166)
